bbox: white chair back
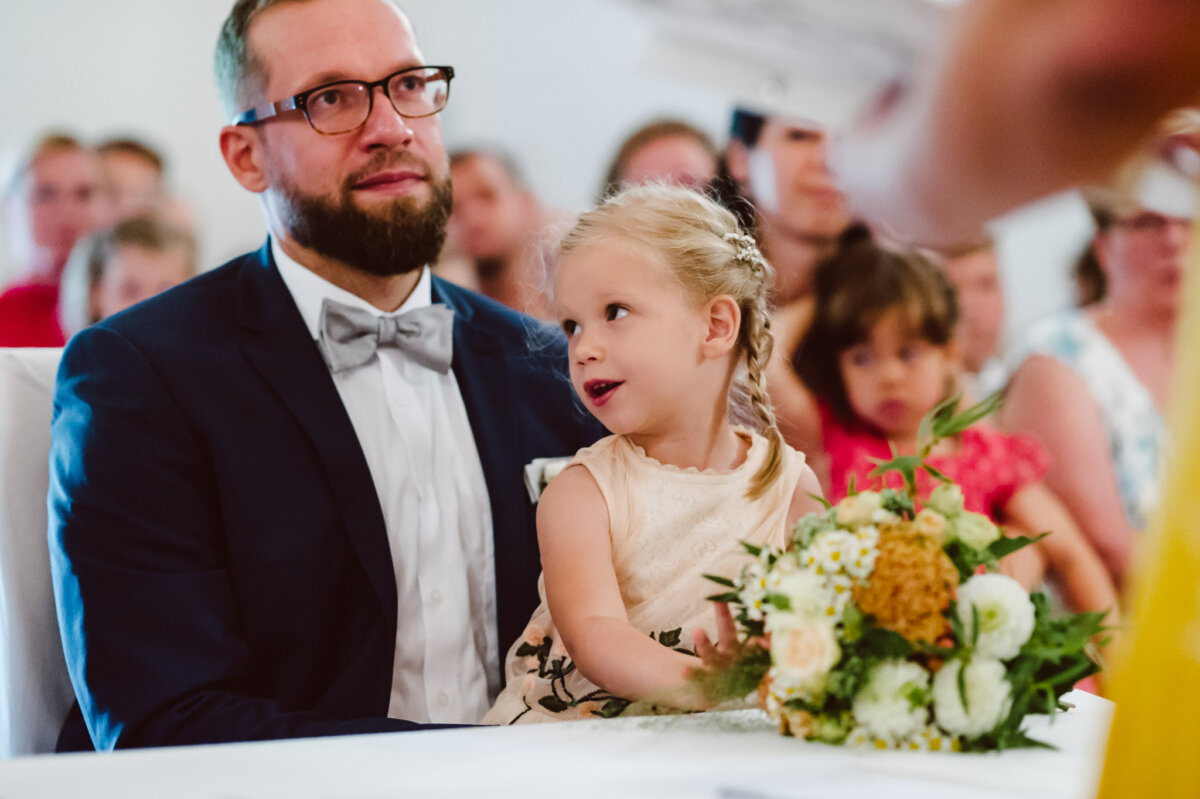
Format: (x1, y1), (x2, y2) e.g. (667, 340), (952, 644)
(0, 347), (71, 757)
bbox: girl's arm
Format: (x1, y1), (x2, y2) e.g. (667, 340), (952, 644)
(1000, 354), (1138, 585)
(537, 464), (701, 705)
(788, 461), (828, 526)
(1004, 481), (1120, 621)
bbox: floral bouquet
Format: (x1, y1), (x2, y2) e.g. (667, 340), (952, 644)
(697, 396), (1107, 752)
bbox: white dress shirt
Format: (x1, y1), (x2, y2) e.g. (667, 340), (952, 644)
(273, 241), (499, 723)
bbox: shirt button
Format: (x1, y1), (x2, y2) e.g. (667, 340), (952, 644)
(438, 691), (450, 707)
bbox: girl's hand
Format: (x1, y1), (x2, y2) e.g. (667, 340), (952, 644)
(693, 602), (742, 670)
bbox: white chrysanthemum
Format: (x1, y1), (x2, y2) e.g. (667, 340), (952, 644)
(805, 529), (860, 577)
(835, 491), (884, 527)
(932, 658), (1012, 738)
(947, 510), (1001, 550)
(871, 507), (902, 525)
(765, 570), (836, 620)
(957, 573), (1037, 659)
(913, 508), (948, 541)
(768, 616), (840, 696)
(739, 561), (768, 621)
(927, 482), (965, 517)
(851, 660), (930, 741)
(843, 525), (880, 578)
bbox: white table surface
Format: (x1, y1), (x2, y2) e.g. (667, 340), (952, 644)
(0, 691), (1112, 799)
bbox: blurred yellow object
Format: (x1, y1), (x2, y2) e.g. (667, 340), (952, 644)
(1096, 211), (1200, 797)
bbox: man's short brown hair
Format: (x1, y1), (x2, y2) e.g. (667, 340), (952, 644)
(214, 0), (403, 120)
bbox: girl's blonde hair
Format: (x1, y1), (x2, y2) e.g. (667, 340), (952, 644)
(558, 183), (783, 500)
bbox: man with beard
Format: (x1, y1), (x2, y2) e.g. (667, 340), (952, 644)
(47, 0), (600, 751)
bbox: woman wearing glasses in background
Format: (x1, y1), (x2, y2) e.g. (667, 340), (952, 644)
(1001, 114), (1199, 589)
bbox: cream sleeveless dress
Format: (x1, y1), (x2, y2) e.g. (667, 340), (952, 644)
(483, 429), (807, 724)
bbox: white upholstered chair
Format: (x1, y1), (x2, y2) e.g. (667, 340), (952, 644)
(0, 347), (72, 757)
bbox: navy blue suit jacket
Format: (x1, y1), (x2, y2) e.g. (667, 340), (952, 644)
(48, 242), (602, 749)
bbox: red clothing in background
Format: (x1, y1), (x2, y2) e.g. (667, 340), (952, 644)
(0, 282), (66, 347)
(821, 403), (1049, 520)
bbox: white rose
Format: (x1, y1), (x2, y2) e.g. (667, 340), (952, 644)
(835, 491), (884, 527)
(927, 483), (965, 517)
(948, 510), (1001, 550)
(913, 508), (948, 542)
(852, 660), (930, 741)
(766, 570), (836, 621)
(932, 658), (1012, 738)
(957, 573), (1037, 660)
(769, 616), (841, 696)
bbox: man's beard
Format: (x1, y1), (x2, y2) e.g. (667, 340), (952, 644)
(281, 165), (453, 277)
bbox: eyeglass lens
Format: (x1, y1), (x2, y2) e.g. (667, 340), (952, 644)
(306, 67), (450, 134)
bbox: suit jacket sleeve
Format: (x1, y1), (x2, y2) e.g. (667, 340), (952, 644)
(48, 326), (424, 748)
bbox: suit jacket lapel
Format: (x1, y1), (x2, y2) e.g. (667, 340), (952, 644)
(235, 242), (397, 629)
(433, 280), (533, 655)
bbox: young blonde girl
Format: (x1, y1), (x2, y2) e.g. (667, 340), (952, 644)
(794, 231), (1118, 622)
(483, 185), (823, 724)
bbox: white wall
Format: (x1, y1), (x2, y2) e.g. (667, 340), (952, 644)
(0, 0), (1082, 342)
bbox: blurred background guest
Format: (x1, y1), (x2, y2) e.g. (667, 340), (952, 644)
(597, 118), (719, 198)
(940, 238), (1007, 398)
(724, 108), (852, 466)
(58, 215), (197, 338)
(0, 133), (107, 347)
(441, 148), (552, 317)
(97, 137), (196, 230)
(725, 108), (850, 305)
(1002, 117), (1199, 586)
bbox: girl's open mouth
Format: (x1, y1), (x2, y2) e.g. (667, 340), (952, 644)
(583, 379), (624, 406)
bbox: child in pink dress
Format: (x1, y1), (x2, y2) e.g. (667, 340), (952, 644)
(483, 185), (824, 724)
(794, 231), (1118, 620)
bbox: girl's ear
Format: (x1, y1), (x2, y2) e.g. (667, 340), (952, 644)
(701, 295), (741, 359)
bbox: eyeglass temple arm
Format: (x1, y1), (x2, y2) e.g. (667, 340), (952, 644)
(232, 96), (300, 127)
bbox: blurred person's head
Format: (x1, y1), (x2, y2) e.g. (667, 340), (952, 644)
(215, 0), (453, 279)
(726, 109), (850, 300)
(96, 138), (167, 221)
(1075, 107), (1199, 316)
(2, 133), (107, 282)
(941, 239), (1005, 373)
(796, 227), (960, 435)
(599, 120), (719, 198)
(448, 149), (541, 265)
(59, 216), (197, 336)
(1084, 202), (1192, 319)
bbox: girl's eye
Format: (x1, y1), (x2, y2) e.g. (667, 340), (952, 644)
(899, 344), (926, 362)
(605, 304), (628, 321)
(847, 348), (874, 367)
(561, 319), (579, 337)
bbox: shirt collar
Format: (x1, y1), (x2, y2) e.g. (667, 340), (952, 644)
(271, 237), (433, 340)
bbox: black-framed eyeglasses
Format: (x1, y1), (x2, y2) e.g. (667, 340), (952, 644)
(233, 65), (454, 135)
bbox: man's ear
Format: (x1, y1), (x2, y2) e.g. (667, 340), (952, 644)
(219, 125), (269, 193)
(701, 295), (741, 360)
(726, 140), (750, 186)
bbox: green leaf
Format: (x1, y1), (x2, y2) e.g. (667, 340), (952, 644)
(922, 462), (952, 484)
(514, 642), (539, 658)
(932, 391), (1005, 441)
(703, 573), (737, 588)
(741, 542), (763, 557)
(706, 591), (741, 603)
(847, 472), (858, 496)
(988, 533), (1048, 561)
(765, 593), (792, 611)
(809, 492), (832, 510)
(538, 694), (570, 713)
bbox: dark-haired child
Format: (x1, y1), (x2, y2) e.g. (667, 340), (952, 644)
(795, 234), (1117, 621)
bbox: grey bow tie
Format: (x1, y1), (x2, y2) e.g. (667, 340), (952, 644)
(318, 298), (454, 374)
